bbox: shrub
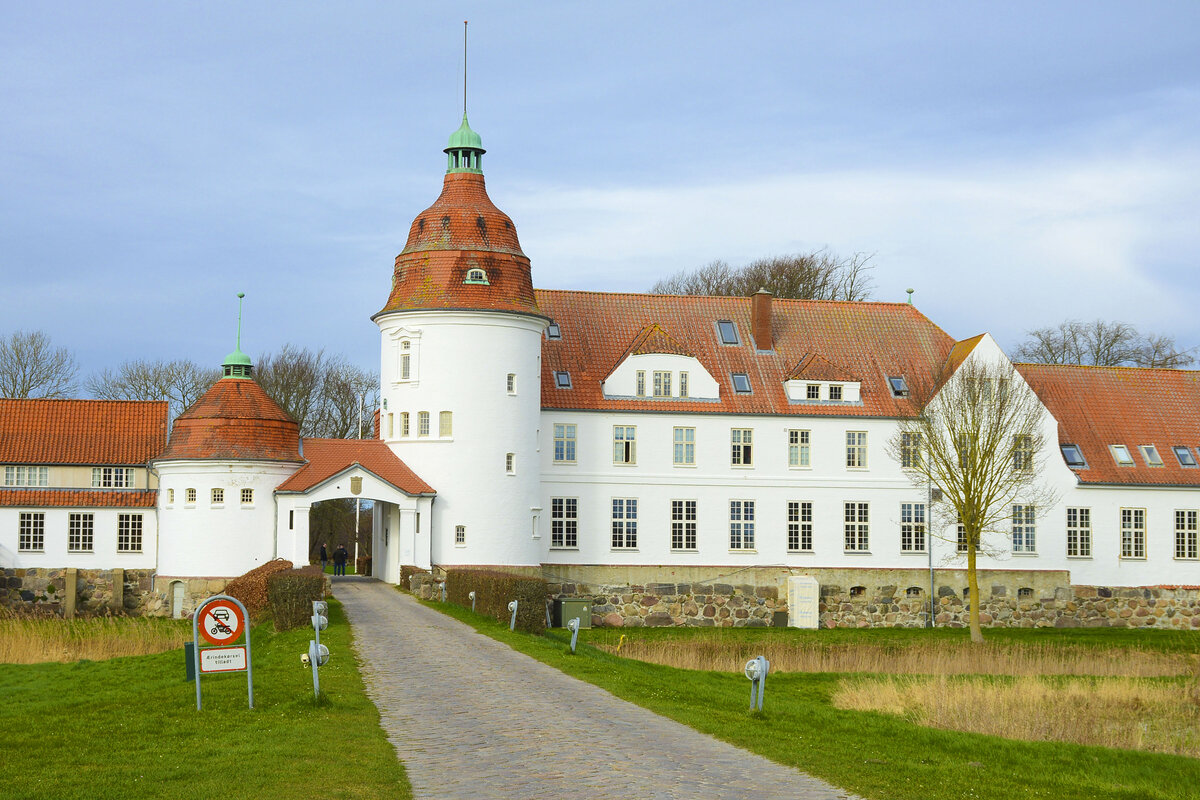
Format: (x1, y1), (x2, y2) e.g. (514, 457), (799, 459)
(225, 558), (294, 619)
(444, 569), (548, 634)
(267, 567), (326, 631)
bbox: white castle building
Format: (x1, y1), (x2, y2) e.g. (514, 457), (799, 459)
(2, 116), (1197, 625)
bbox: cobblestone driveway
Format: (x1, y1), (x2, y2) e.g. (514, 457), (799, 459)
(334, 578), (862, 800)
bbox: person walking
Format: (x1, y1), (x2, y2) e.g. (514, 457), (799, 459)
(333, 543), (349, 576)
(319, 543), (329, 572)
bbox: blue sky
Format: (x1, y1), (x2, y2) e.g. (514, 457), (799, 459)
(3, 2), (1199, 379)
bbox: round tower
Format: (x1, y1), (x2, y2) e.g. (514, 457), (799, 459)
(373, 116), (546, 568)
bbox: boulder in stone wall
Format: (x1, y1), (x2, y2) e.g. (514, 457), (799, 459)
(624, 616), (643, 627)
(712, 583), (734, 595)
(702, 605), (716, 617)
(603, 612), (624, 627)
(645, 611), (674, 627)
(683, 601), (698, 616)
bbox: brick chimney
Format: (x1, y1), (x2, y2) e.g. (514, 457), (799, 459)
(751, 288), (773, 351)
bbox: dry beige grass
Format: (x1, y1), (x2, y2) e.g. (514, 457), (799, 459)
(833, 674), (1200, 757)
(0, 615), (188, 664)
(604, 639), (1191, 677)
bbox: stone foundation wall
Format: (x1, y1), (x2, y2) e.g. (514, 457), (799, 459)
(1, 568), (157, 615)
(147, 576), (233, 618)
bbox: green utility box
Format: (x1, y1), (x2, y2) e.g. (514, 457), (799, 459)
(552, 598), (592, 628)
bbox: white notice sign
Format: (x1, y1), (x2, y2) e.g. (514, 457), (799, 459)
(787, 576), (820, 629)
(200, 646), (248, 673)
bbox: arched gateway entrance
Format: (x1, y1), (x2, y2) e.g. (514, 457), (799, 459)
(274, 439), (435, 580)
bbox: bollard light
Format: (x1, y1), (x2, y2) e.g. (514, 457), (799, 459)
(312, 600), (328, 617)
(468, 590), (476, 612)
(567, 617), (581, 654)
(508, 600), (518, 631)
(440, 583), (447, 602)
(743, 655), (770, 711)
(308, 640), (330, 699)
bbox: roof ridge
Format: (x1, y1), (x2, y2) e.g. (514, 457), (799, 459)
(0, 397), (168, 406)
(1015, 362), (1200, 376)
(535, 287), (927, 309)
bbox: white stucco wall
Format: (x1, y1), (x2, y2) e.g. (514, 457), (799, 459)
(603, 354), (719, 400)
(0, 506), (157, 570)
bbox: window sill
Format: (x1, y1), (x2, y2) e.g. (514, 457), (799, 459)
(730, 465), (754, 470)
(844, 550), (872, 555)
(117, 550), (144, 555)
(670, 548), (698, 553)
(787, 550), (814, 555)
(1066, 555), (1093, 560)
(1011, 551), (1038, 557)
(552, 461), (577, 466)
(673, 463), (698, 468)
(900, 550), (929, 555)
(68, 549), (95, 554)
(211, 505), (225, 510)
(612, 462), (637, 467)
(729, 549), (757, 554)
(1172, 556), (1199, 561)
(611, 548), (639, 552)
(18, 550), (45, 554)
(788, 466), (813, 471)
(1120, 556), (1147, 561)
(549, 546), (579, 551)
(845, 467), (869, 472)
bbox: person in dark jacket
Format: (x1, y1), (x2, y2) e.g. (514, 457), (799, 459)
(333, 544), (349, 576)
(319, 543), (329, 572)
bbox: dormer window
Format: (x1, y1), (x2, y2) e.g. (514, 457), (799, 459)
(731, 373), (752, 394)
(716, 320), (740, 345)
(679, 372), (689, 398)
(1110, 445), (1134, 466)
(1174, 446), (1197, 467)
(652, 371), (672, 397)
(1139, 445), (1164, 467)
(888, 376), (909, 397)
(1061, 444), (1086, 468)
(554, 371), (572, 389)
(546, 322), (562, 340)
(806, 384), (820, 400)
(464, 268), (489, 284)
(828, 384), (843, 401)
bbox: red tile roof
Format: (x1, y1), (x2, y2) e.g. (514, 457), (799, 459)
(537, 290), (955, 417)
(0, 489), (157, 508)
(786, 352), (854, 382)
(628, 324), (694, 358)
(376, 172), (540, 317)
(275, 439), (435, 495)
(159, 379), (302, 462)
(0, 399), (167, 465)
(1018, 363), (1200, 486)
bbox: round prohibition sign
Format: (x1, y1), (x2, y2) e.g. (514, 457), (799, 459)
(198, 599), (245, 646)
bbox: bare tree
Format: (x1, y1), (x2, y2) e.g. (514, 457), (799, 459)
(651, 251), (874, 301)
(1014, 319), (1193, 368)
(256, 344), (378, 439)
(0, 330), (79, 399)
(888, 359), (1057, 643)
(87, 359), (221, 422)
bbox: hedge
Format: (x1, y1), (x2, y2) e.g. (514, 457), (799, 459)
(267, 567), (326, 631)
(400, 565), (428, 592)
(444, 569), (548, 634)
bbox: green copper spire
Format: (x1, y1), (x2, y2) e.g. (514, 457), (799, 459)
(445, 114), (485, 174)
(222, 292), (253, 379)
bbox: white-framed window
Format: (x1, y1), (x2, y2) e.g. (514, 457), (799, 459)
(401, 412), (410, 436)
(167, 488), (175, 504)
(418, 411), (430, 437)
(1066, 507), (1091, 557)
(507, 373), (516, 394)
(729, 500), (755, 550)
(731, 428), (753, 466)
(844, 502), (869, 552)
(439, 411), (453, 437)
(806, 383), (820, 400)
(901, 432), (922, 469)
(671, 500), (697, 551)
(788, 501), (813, 552)
(68, 512), (94, 552)
(553, 423), (576, 463)
(673, 427), (695, 466)
(1121, 508), (1146, 559)
(1175, 510), (1198, 560)
(613, 426), (636, 465)
(186, 488), (197, 504)
(1110, 445), (1134, 466)
(18, 512), (44, 552)
(957, 515), (968, 553)
(505, 453), (515, 474)
(611, 498), (638, 549)
(1139, 445), (1164, 467)
(846, 431), (867, 469)
(1013, 435), (1034, 471)
(241, 488), (254, 505)
(636, 370), (646, 397)
(551, 497), (578, 548)
(464, 267), (488, 284)
(117, 513), (143, 552)
(386, 414), (394, 438)
(652, 371), (671, 397)
(828, 384), (843, 401)
(1012, 505), (1036, 553)
(788, 429), (810, 468)
(211, 488), (224, 505)
(4, 466), (48, 486)
(399, 340), (412, 380)
(455, 525), (466, 546)
(679, 372), (689, 398)
(900, 502), (926, 552)
(92, 467), (133, 488)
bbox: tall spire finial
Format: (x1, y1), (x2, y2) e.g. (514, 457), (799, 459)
(236, 291), (245, 350)
(463, 20), (468, 117)
(222, 292), (253, 379)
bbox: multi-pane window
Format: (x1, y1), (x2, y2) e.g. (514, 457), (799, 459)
(611, 499), (638, 549)
(828, 385), (843, 401)
(613, 426), (637, 464)
(671, 500), (697, 550)
(1013, 435), (1034, 471)
(399, 340), (411, 380)
(844, 502), (869, 552)
(553, 424), (577, 463)
(788, 501), (813, 552)
(551, 498), (578, 548)
(731, 429), (753, 466)
(212, 488), (224, 504)
(507, 373), (516, 394)
(418, 411), (430, 436)
(241, 488), (254, 505)
(729, 500), (755, 550)
(956, 516), (968, 553)
(1066, 507), (1091, 557)
(1121, 508), (1146, 558)
(1012, 505), (1036, 552)
(673, 427), (695, 465)
(439, 411), (453, 437)
(845, 431), (867, 468)
(900, 502), (926, 552)
(901, 432), (922, 468)
(186, 488), (197, 504)
(4, 466), (48, 486)
(68, 513), (94, 552)
(505, 453), (515, 474)
(18, 512), (44, 551)
(117, 514), (143, 552)
(401, 412), (410, 436)
(788, 430), (810, 468)
(92, 467), (133, 488)
(167, 488), (175, 504)
(1175, 510), (1198, 560)
(806, 383), (820, 400)
(455, 525), (466, 545)
(679, 372), (689, 398)
(636, 370), (646, 397)
(652, 371), (671, 397)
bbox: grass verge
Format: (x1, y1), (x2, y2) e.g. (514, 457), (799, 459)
(0, 601), (410, 800)
(424, 599), (1200, 800)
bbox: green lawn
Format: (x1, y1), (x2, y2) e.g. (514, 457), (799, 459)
(426, 599), (1200, 800)
(0, 601), (410, 800)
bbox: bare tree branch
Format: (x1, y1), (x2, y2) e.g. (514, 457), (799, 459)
(0, 330), (78, 398)
(86, 359), (220, 422)
(651, 251), (874, 300)
(1014, 319), (1193, 368)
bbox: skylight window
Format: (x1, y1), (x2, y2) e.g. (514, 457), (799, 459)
(1174, 446), (1198, 468)
(1060, 444), (1086, 468)
(731, 373), (752, 394)
(1139, 445), (1164, 467)
(888, 376), (909, 397)
(554, 371), (572, 389)
(464, 268), (489, 284)
(716, 320), (740, 345)
(546, 322), (561, 340)
(1110, 445), (1134, 467)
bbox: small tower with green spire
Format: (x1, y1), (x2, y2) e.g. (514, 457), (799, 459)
(223, 292), (253, 379)
(445, 114), (485, 174)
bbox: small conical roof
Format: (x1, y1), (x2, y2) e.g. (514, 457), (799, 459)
(445, 114), (484, 151)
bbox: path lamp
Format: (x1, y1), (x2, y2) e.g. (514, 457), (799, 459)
(744, 655), (770, 711)
(308, 600), (330, 699)
(507, 600), (518, 631)
(567, 617), (581, 654)
(468, 591), (476, 612)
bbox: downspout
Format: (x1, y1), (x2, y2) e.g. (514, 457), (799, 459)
(926, 433), (935, 628)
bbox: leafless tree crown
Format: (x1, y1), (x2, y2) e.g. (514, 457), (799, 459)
(651, 251), (874, 301)
(1014, 319), (1193, 368)
(87, 359), (221, 422)
(0, 330), (79, 399)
